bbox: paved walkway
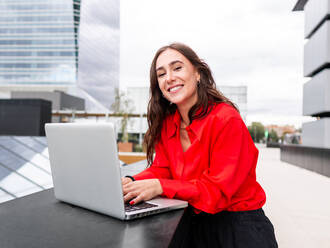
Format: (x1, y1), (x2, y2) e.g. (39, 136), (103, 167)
(256, 144), (330, 248)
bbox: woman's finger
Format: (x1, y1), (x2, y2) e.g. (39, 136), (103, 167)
(129, 192), (146, 205)
(122, 181), (135, 195)
(121, 177), (132, 186)
(124, 191), (138, 202)
(122, 179), (162, 204)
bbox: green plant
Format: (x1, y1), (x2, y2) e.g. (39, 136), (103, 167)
(248, 122), (265, 143)
(133, 144), (143, 152)
(268, 129), (279, 143)
(110, 88), (135, 142)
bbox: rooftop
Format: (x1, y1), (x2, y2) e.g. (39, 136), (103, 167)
(0, 138), (329, 247)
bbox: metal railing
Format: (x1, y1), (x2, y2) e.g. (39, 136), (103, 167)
(52, 110), (147, 118)
(51, 110), (147, 145)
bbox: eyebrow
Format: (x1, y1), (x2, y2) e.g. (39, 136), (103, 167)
(156, 60), (183, 71)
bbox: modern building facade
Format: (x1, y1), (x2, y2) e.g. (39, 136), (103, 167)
(280, 0), (330, 178)
(218, 85), (247, 121)
(293, 0), (330, 148)
(0, 0), (80, 90)
(11, 90), (85, 122)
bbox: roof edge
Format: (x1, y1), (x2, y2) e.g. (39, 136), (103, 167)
(293, 0), (309, 11)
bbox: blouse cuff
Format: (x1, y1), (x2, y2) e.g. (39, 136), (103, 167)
(158, 179), (177, 198)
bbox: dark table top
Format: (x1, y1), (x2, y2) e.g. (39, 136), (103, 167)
(0, 189), (184, 248)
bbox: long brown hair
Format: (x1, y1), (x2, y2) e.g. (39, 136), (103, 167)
(144, 42), (238, 166)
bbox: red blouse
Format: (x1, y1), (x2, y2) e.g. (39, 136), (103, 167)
(133, 103), (266, 214)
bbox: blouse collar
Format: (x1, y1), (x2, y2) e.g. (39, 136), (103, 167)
(166, 108), (204, 141)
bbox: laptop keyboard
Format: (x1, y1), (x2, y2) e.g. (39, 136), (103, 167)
(125, 202), (158, 212)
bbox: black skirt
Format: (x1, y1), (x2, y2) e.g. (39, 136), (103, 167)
(169, 206), (278, 248)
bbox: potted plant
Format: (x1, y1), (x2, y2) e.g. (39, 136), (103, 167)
(110, 88), (134, 152)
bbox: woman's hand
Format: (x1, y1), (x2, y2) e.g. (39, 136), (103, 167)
(122, 178), (163, 205)
(121, 177), (133, 186)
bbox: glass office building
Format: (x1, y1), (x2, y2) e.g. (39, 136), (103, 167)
(77, 0), (120, 109)
(0, 0), (80, 85)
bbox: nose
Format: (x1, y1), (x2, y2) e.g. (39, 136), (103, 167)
(165, 71), (175, 83)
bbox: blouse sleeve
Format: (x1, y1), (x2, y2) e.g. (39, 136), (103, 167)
(157, 117), (258, 214)
(133, 139), (172, 180)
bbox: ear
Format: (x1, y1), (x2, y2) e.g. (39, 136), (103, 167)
(195, 68), (201, 82)
(195, 71), (200, 82)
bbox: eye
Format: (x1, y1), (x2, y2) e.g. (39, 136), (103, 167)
(174, 66), (182, 71)
(157, 72), (165, 78)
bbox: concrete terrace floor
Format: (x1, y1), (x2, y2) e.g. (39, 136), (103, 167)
(256, 144), (330, 248)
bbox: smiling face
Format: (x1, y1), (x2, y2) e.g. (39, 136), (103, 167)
(156, 48), (200, 109)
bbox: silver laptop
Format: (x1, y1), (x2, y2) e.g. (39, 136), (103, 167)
(45, 123), (187, 220)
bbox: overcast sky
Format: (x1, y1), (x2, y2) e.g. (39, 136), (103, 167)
(120, 0), (314, 128)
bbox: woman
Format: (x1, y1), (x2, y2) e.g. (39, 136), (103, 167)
(122, 43), (278, 247)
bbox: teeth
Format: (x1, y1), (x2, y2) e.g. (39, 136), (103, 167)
(169, 85), (183, 92)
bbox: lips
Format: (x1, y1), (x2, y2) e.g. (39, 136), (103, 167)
(168, 84), (184, 93)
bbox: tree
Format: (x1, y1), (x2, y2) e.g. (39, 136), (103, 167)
(110, 88), (134, 142)
(247, 122), (265, 143)
(268, 129), (279, 143)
